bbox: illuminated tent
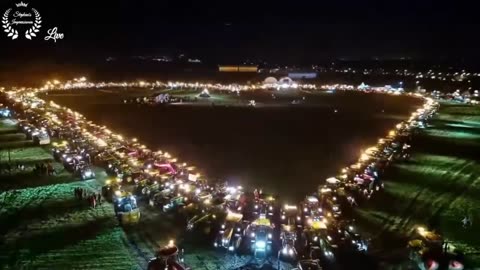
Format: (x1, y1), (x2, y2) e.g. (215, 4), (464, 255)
(264, 77), (278, 84)
(278, 77), (293, 85)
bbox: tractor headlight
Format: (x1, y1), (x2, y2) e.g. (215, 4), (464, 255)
(83, 170), (93, 178)
(255, 241), (266, 250)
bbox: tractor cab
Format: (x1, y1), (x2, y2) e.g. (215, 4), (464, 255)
(408, 226), (464, 270)
(281, 204), (302, 228)
(214, 211), (244, 251)
(113, 190), (141, 224)
(279, 224), (298, 262)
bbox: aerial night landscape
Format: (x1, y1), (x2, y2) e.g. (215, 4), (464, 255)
(1, 1), (480, 270)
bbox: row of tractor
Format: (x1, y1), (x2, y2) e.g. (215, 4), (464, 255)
(2, 96), (143, 225)
(2, 101), (51, 145)
(204, 97), (444, 269)
(2, 88), (460, 269)
(5, 100), (98, 179)
(51, 140), (96, 180)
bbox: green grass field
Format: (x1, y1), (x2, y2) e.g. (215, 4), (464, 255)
(0, 133), (26, 142)
(0, 119), (34, 149)
(0, 184), (139, 269)
(0, 135), (139, 269)
(356, 102), (480, 268)
(0, 147), (53, 164)
(0, 119), (12, 127)
(0, 119), (18, 133)
(2, 98), (478, 268)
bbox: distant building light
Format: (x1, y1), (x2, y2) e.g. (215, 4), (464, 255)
(219, 65), (258, 72)
(238, 66), (258, 72)
(219, 66), (239, 72)
(188, 58), (202, 63)
(288, 72), (317, 79)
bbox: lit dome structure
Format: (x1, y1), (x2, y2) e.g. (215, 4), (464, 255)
(262, 76), (298, 90)
(278, 77), (293, 85)
(277, 77), (297, 89)
(264, 77), (278, 84)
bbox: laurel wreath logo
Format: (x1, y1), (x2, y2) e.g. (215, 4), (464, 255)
(25, 8), (41, 40)
(2, 7), (42, 40)
(2, 8), (18, 40)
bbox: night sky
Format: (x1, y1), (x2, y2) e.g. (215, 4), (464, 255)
(1, 0), (479, 63)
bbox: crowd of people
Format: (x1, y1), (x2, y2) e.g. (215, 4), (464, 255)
(0, 161), (56, 176)
(33, 162), (56, 176)
(0, 162), (25, 174)
(74, 187), (103, 208)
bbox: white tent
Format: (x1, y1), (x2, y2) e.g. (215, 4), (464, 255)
(264, 77), (278, 84)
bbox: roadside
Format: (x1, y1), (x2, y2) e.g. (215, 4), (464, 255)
(356, 102), (480, 268)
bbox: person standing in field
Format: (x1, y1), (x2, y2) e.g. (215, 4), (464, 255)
(92, 195), (97, 208)
(462, 216), (471, 228)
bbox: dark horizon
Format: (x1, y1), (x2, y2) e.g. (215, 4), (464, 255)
(1, 0), (480, 65)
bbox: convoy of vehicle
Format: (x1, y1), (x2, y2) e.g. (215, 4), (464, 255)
(408, 226), (465, 270)
(0, 85), (446, 269)
(113, 190), (141, 224)
(214, 211), (244, 251)
(245, 214), (275, 257)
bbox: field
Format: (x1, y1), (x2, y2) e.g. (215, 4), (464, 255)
(355, 102), (480, 268)
(0, 119), (17, 133)
(4, 89), (480, 269)
(0, 121), (139, 270)
(0, 118), (279, 270)
(0, 119), (33, 149)
(45, 89), (422, 202)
